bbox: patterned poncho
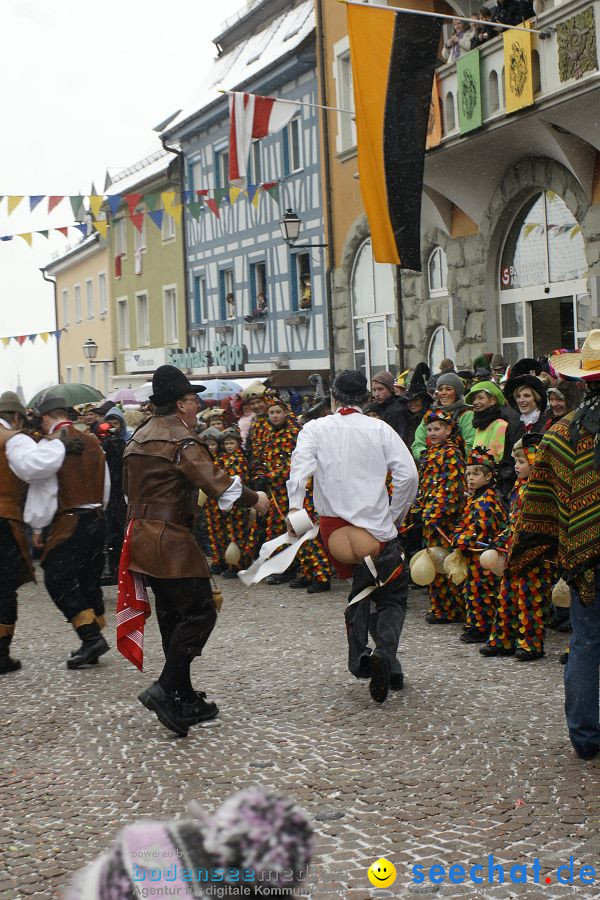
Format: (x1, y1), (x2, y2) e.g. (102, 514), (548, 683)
(414, 437), (466, 542)
(510, 411), (600, 586)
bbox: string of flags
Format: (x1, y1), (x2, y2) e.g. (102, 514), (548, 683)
(523, 223), (583, 239)
(0, 183), (281, 244)
(0, 328), (65, 349)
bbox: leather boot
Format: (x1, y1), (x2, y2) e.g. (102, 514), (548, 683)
(67, 615), (109, 669)
(0, 632), (20, 675)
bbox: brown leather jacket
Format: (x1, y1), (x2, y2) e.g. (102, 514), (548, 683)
(123, 415), (258, 578)
(0, 427), (34, 585)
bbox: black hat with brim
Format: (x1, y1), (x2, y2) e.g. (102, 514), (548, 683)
(503, 374), (547, 412)
(37, 393), (69, 416)
(149, 365), (206, 406)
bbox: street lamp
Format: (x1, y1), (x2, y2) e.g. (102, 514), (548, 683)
(82, 338), (98, 360)
(279, 208), (327, 248)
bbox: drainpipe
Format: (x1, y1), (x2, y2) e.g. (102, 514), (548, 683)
(41, 268), (60, 382)
(161, 135), (190, 352)
(315, 0), (337, 386)
(395, 266), (405, 371)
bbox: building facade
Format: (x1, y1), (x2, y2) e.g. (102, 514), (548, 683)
(318, 0), (600, 379)
(44, 234), (113, 394)
(163, 0), (330, 387)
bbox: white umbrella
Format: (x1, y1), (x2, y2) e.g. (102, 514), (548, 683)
(133, 382), (153, 402)
(197, 379), (242, 400)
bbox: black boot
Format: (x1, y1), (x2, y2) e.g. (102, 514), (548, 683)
(0, 634), (21, 675)
(67, 623), (109, 669)
(178, 691), (219, 726)
(138, 682), (189, 737)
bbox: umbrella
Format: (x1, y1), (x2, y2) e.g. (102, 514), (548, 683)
(134, 382), (153, 402)
(29, 383), (104, 409)
(107, 387), (139, 404)
(197, 379), (242, 400)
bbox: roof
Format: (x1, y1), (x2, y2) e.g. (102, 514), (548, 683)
(43, 232), (101, 275)
(105, 146), (173, 197)
(164, 0), (314, 137)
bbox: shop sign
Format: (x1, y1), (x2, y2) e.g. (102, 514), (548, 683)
(167, 342), (247, 372)
(501, 266), (518, 288)
(124, 347), (166, 373)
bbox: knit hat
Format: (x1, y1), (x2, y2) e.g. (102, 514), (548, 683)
(36, 392), (69, 416)
(371, 370), (395, 391)
(512, 432), (544, 465)
(0, 390), (27, 417)
(466, 446), (496, 471)
(436, 372), (465, 398)
(423, 408), (456, 428)
(65, 788), (313, 900)
(149, 364), (205, 406)
(465, 380), (506, 407)
(332, 370), (369, 405)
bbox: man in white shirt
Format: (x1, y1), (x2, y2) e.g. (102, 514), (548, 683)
(287, 370), (419, 704)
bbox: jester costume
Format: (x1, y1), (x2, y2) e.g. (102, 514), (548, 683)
(412, 410), (466, 622)
(246, 414), (272, 481)
(297, 479), (333, 586)
(262, 419), (301, 542)
(220, 446), (256, 571)
(453, 449), (507, 640)
(203, 447), (228, 573)
(485, 434), (553, 658)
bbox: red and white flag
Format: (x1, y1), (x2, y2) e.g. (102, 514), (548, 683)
(228, 91), (300, 186)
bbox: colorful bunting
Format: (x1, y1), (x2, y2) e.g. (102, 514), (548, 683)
(187, 201), (203, 221)
(70, 195), (85, 220)
(92, 219), (109, 238)
(29, 195), (45, 212)
(214, 188), (228, 207)
(48, 195), (64, 213)
(16, 336), (27, 346)
(262, 182), (280, 203)
(8, 196), (23, 215)
(229, 186), (244, 204)
(130, 211), (144, 233)
(144, 192), (160, 211)
(18, 233), (32, 246)
(206, 198), (220, 218)
(74, 223), (88, 237)
(56, 226), (69, 237)
(1, 337), (10, 347)
(89, 195), (105, 219)
(40, 332), (49, 343)
(167, 204), (182, 225)
(126, 192), (143, 216)
(0, 328), (65, 350)
(108, 194), (122, 216)
(148, 209), (164, 230)
(161, 190), (176, 212)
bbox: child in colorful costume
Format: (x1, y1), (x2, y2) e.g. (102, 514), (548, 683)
(481, 432), (553, 660)
(453, 447), (507, 642)
(198, 427), (228, 574)
(219, 427), (256, 577)
(412, 408), (466, 623)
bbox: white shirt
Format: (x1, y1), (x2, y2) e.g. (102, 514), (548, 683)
(286, 409), (419, 542)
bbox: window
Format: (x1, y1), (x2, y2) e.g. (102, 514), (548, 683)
(333, 38), (357, 153)
(117, 297), (129, 349)
(162, 207), (176, 241)
(164, 286), (178, 344)
(190, 159), (203, 192)
(290, 254), (311, 312)
(78, 365), (85, 384)
(65, 366), (72, 384)
(250, 261), (267, 314)
(98, 272), (108, 316)
(428, 326), (456, 374)
(283, 117), (302, 175)
(192, 274), (207, 324)
(219, 269), (235, 320)
(74, 284), (82, 323)
(428, 247), (448, 297)
(215, 147), (230, 188)
(351, 239), (397, 380)
(136, 292), (150, 346)
(86, 278), (94, 318)
(250, 141), (262, 184)
(62, 289), (69, 326)
(133, 207), (146, 252)
(114, 218), (127, 256)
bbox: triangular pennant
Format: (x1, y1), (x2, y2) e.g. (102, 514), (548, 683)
(251, 189), (261, 210)
(144, 192), (159, 212)
(187, 201), (203, 221)
(246, 184), (259, 204)
(92, 219), (109, 238)
(213, 188), (228, 207)
(48, 195), (64, 213)
(40, 332), (49, 344)
(38, 230), (49, 239)
(89, 195), (104, 219)
(126, 193), (143, 216)
(56, 226), (69, 237)
(0, 235), (13, 242)
(28, 334), (37, 343)
(108, 194), (122, 216)
(8, 196), (23, 215)
(29, 195), (45, 212)
(16, 335), (27, 346)
(70, 195), (85, 219)
(130, 211), (144, 233)
(229, 186), (243, 204)
(148, 209), (164, 230)
(54, 330), (63, 342)
(196, 190), (209, 197)
(167, 204), (182, 225)
(18, 233), (33, 246)
(206, 198), (220, 218)
(263, 183), (280, 203)
(1, 337), (10, 347)
(181, 190), (193, 204)
(161, 190), (176, 211)
(75, 223), (88, 237)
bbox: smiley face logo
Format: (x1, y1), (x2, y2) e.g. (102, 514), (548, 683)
(367, 857), (397, 888)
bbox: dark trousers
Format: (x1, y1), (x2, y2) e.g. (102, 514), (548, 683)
(43, 512), (106, 622)
(0, 519), (28, 626)
(146, 576), (217, 661)
(105, 501), (126, 575)
(345, 567), (408, 677)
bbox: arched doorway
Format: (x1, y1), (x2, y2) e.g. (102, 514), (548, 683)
(499, 191), (590, 362)
(351, 239), (397, 381)
(428, 325), (456, 374)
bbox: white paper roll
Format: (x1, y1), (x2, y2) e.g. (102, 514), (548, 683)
(287, 508), (313, 537)
(237, 511), (318, 587)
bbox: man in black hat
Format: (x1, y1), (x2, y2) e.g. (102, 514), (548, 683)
(286, 370), (418, 704)
(121, 365), (269, 737)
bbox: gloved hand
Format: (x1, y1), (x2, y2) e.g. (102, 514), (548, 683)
(57, 428), (84, 455)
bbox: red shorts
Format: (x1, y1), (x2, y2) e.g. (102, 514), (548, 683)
(319, 516), (385, 580)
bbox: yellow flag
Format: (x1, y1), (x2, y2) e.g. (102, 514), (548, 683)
(8, 196), (23, 215)
(251, 189), (261, 210)
(92, 219), (109, 238)
(89, 195), (104, 219)
(229, 186), (243, 205)
(18, 232), (32, 246)
(503, 26), (534, 114)
(167, 204), (182, 225)
(161, 190), (176, 212)
(40, 332), (49, 343)
(1, 337), (10, 347)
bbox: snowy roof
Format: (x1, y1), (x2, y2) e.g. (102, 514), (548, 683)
(43, 232), (100, 274)
(105, 146), (172, 197)
(164, 0), (314, 136)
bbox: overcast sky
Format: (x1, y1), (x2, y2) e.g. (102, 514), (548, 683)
(0, 0), (245, 401)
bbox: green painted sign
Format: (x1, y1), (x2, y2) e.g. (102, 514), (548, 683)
(457, 49), (482, 134)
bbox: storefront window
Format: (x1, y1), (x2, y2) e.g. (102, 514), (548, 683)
(351, 239), (397, 380)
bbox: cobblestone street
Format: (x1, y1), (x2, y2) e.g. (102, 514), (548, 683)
(2, 572), (600, 899)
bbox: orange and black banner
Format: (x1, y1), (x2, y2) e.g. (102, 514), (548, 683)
(347, 4), (441, 271)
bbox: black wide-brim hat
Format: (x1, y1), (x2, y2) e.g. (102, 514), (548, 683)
(149, 364), (206, 406)
(503, 374), (547, 412)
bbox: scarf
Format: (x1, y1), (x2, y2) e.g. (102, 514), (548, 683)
(472, 406), (502, 429)
(116, 521), (151, 671)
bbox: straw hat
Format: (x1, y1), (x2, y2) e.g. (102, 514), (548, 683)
(550, 331), (600, 381)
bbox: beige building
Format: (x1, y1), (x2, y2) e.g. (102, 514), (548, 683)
(44, 234), (114, 395)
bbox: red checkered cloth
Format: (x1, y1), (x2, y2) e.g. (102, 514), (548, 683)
(116, 521), (151, 671)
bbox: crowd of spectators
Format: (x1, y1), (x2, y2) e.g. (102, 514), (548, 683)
(442, 1), (537, 62)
